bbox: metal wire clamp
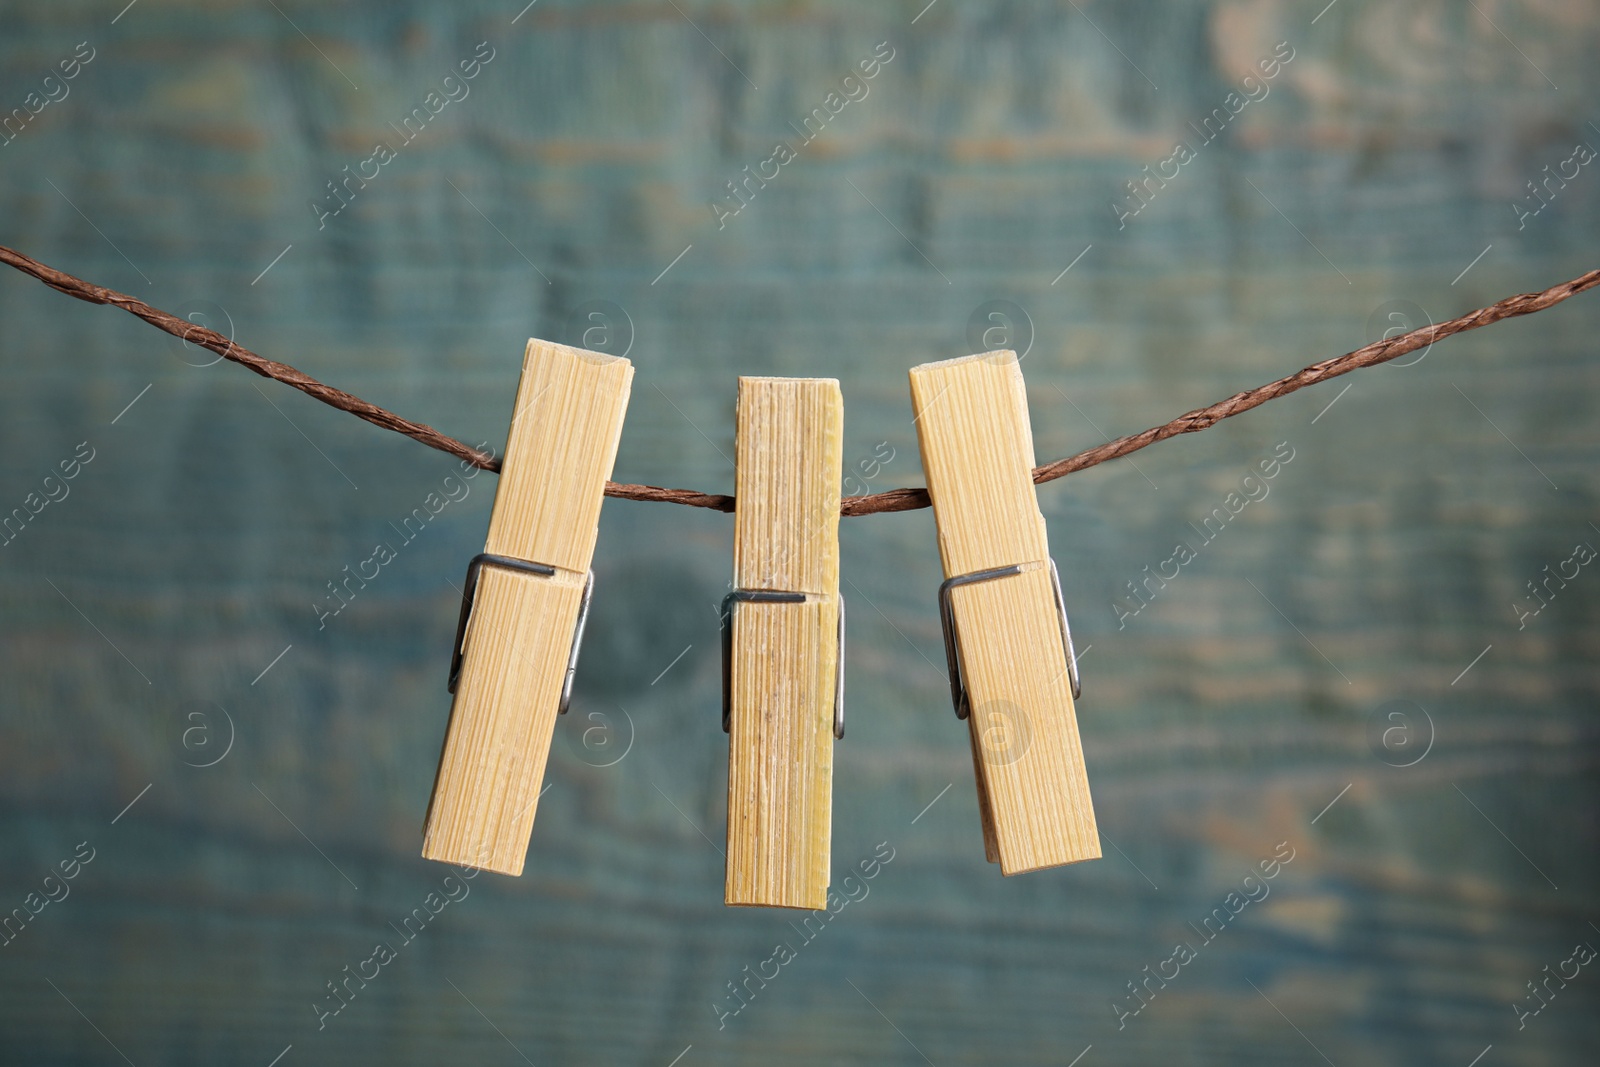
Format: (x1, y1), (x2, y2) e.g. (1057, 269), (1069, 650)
(447, 552), (594, 717)
(720, 590), (846, 740)
(938, 557), (1081, 721)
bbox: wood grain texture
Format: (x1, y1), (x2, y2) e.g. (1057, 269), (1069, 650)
(423, 338), (633, 875)
(726, 377), (842, 909)
(910, 351), (1099, 875)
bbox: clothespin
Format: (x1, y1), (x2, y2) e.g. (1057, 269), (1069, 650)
(422, 338), (633, 875)
(908, 350), (1098, 875)
(722, 377), (844, 908)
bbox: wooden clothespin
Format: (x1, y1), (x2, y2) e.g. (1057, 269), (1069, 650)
(908, 351), (1099, 875)
(422, 338), (633, 876)
(722, 377), (844, 909)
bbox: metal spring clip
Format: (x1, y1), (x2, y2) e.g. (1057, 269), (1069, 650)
(447, 552), (594, 716)
(720, 590), (846, 740)
(937, 558), (1081, 720)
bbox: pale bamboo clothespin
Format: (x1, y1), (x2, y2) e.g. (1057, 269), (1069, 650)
(909, 351), (1099, 875)
(422, 338), (633, 876)
(722, 377), (844, 909)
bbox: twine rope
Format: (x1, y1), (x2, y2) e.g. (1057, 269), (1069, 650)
(2, 243), (1595, 516)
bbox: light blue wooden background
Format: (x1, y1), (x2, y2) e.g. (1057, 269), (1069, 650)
(1, 1), (1597, 1064)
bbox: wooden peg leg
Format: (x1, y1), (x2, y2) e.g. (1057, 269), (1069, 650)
(725, 377), (843, 909)
(423, 339), (632, 876)
(910, 351), (1099, 875)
